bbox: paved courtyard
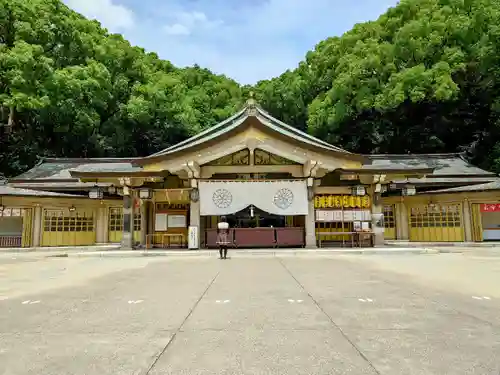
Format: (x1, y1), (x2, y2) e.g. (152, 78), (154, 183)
(1, 252), (500, 374)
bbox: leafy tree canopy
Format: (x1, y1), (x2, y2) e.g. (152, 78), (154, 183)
(2, 0), (500, 177)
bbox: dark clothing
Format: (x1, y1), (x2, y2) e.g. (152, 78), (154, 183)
(219, 246), (228, 259)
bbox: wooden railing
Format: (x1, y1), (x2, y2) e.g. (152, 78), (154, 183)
(204, 227), (305, 248)
(316, 232), (374, 248)
(0, 236), (22, 248)
(146, 233), (187, 249)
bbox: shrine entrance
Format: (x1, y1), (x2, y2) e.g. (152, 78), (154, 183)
(199, 180), (307, 248)
(202, 209), (305, 248)
(226, 206), (287, 228)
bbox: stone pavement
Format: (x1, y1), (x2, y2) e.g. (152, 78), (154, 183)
(1, 254), (500, 374)
(0, 246), (442, 259)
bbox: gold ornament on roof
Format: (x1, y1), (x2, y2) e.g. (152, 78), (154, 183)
(245, 91), (257, 115)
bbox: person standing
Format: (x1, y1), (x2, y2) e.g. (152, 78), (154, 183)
(217, 216), (230, 259)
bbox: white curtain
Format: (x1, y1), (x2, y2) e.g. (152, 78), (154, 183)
(199, 180), (308, 216)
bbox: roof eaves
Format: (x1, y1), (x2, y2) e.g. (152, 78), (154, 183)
(365, 153), (466, 160)
(256, 107), (349, 152)
(0, 186), (87, 198)
(134, 116), (249, 165)
(149, 107), (248, 157)
(7, 178), (78, 183)
(44, 157), (141, 163)
(424, 180), (500, 194)
(255, 114), (358, 156)
(69, 170), (169, 178)
(336, 167), (435, 175)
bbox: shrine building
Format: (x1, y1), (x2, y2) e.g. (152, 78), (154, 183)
(1, 98), (500, 249)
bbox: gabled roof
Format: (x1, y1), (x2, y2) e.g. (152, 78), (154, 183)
(425, 179), (500, 194)
(364, 153), (497, 187)
(9, 158), (139, 190)
(0, 185), (85, 198)
(366, 153), (495, 175)
(135, 98), (357, 165)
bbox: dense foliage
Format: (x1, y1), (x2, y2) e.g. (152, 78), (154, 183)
(2, 0), (500, 177)
(255, 0), (500, 173)
(0, 0), (242, 177)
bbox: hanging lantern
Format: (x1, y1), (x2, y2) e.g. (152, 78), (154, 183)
(139, 187), (152, 199)
(190, 188), (199, 202)
(351, 185), (366, 196)
(89, 187), (103, 199)
(402, 185), (416, 196)
(307, 186), (314, 201)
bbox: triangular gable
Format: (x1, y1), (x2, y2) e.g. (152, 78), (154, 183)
(135, 98), (365, 165)
(254, 149), (299, 165)
(203, 149), (250, 166)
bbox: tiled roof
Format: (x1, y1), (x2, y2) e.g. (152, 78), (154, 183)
(365, 154), (494, 176)
(425, 179), (500, 193)
(0, 185), (84, 197)
(144, 100), (352, 160)
(13, 159), (140, 180)
(10, 158), (139, 190)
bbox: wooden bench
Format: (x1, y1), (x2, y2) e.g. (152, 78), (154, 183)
(317, 231), (374, 248)
(147, 233), (186, 249)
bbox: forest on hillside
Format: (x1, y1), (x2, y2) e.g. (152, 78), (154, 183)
(1, 0), (500, 177)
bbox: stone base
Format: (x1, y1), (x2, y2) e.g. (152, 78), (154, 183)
(121, 232), (133, 250)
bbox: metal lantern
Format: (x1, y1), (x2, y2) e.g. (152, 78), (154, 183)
(351, 185), (366, 196)
(89, 187), (103, 199)
(139, 188), (152, 199)
(307, 186), (315, 201)
(402, 185), (416, 196)
(190, 188), (199, 202)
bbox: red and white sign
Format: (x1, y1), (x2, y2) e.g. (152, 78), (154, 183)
(480, 203), (500, 212)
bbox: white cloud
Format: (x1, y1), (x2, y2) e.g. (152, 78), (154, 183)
(64, 0), (135, 32)
(163, 10), (222, 37)
(164, 23), (191, 36)
(64, 0), (401, 83)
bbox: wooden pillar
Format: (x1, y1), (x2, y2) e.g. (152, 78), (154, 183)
(121, 193), (133, 249)
(140, 200), (147, 247)
(32, 205), (42, 248)
(96, 206), (107, 243)
(463, 199), (472, 242)
(189, 199), (201, 249)
(371, 188), (385, 247)
(398, 199), (409, 240)
(305, 193), (317, 248)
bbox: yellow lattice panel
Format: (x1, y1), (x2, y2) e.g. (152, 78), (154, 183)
(42, 208), (96, 247)
(22, 208), (32, 247)
(383, 205), (396, 240)
(471, 203), (483, 242)
(409, 204), (463, 242)
(107, 207), (141, 243)
(315, 221), (352, 241)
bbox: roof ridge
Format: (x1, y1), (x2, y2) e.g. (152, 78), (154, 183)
(149, 107), (247, 157)
(366, 153), (464, 159)
(44, 157), (139, 163)
(144, 98), (356, 160)
(255, 107), (349, 153)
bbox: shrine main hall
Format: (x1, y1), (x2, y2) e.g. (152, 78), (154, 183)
(1, 98), (500, 249)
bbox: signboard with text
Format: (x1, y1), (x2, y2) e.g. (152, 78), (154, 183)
(480, 203), (500, 212)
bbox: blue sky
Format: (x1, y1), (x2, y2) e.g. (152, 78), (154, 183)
(64, 0), (400, 84)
